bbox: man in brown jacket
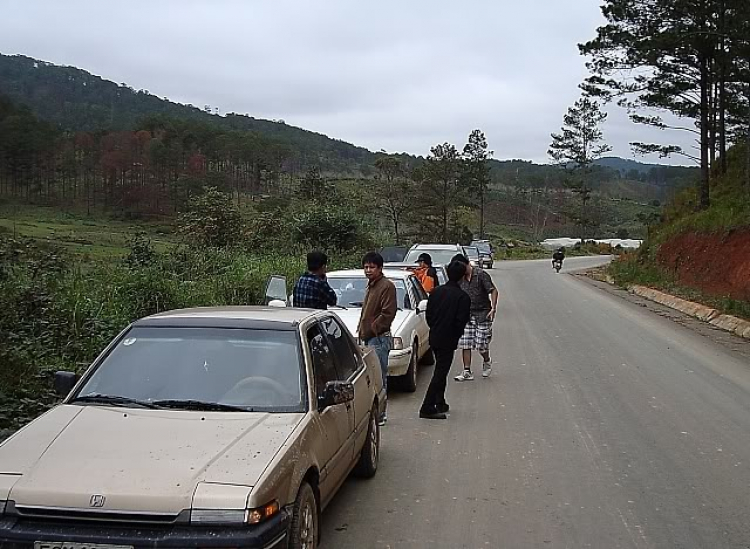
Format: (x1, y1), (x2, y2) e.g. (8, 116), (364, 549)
(357, 251), (397, 425)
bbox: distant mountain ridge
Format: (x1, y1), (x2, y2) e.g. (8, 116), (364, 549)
(0, 52), (695, 183)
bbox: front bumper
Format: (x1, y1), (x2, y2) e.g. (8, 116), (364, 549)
(0, 510), (288, 549)
(387, 347), (412, 377)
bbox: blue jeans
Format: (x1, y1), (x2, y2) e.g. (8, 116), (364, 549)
(364, 334), (392, 396)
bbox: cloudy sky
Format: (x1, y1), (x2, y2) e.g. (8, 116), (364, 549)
(1, 0), (695, 164)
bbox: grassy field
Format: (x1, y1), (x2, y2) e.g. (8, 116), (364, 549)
(0, 204), (177, 259)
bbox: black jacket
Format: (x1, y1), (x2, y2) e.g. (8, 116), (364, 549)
(425, 281), (471, 351)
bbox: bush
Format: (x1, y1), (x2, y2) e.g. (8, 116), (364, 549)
(291, 204), (367, 250)
(178, 186), (243, 248)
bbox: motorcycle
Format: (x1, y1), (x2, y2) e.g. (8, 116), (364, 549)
(552, 259), (563, 273)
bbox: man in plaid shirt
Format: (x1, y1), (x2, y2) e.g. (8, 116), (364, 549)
(292, 251), (338, 310)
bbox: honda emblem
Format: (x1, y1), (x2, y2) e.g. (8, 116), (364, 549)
(89, 494), (106, 508)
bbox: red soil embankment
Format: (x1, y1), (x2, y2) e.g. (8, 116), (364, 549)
(656, 229), (750, 301)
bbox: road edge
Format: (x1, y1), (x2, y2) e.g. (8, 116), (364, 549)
(581, 269), (750, 341)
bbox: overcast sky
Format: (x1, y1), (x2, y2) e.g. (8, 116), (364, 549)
(1, 0), (696, 164)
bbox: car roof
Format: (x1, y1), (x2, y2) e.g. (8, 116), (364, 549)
(384, 262), (447, 269)
(409, 243), (463, 250)
(327, 268), (411, 280)
(134, 306), (323, 330)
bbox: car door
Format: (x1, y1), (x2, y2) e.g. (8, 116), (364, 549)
(407, 275), (430, 356)
(321, 315), (371, 459)
(306, 322), (354, 501)
(264, 275), (288, 305)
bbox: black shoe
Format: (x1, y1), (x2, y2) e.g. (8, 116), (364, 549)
(436, 403), (450, 413)
(419, 409), (447, 420)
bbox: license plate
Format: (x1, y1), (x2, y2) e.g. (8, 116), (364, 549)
(34, 543), (134, 549)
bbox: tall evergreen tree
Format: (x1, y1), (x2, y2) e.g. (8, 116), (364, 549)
(580, 0), (723, 209)
(462, 129), (493, 239)
(549, 95), (612, 243)
(421, 143), (463, 243)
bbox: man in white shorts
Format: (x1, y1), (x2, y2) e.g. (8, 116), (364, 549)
(452, 254), (499, 381)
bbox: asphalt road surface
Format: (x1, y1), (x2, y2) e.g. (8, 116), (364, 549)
(320, 256), (750, 549)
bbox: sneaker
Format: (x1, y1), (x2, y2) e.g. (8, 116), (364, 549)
(454, 369), (474, 382)
(482, 362), (492, 378)
(378, 413), (388, 426)
(436, 402), (450, 413)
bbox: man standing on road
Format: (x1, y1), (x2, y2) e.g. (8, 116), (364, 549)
(292, 251), (338, 309)
(452, 253), (499, 381)
(419, 260), (471, 420)
(358, 251), (397, 425)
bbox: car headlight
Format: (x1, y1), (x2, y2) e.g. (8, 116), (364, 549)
(191, 500), (280, 525)
(392, 337), (404, 350)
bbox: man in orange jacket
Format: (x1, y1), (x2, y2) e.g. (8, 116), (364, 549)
(414, 253), (440, 293)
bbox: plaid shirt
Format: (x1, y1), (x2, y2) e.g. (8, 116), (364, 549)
(292, 273), (338, 310)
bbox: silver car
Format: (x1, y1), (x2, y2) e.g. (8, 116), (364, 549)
(0, 307), (385, 549)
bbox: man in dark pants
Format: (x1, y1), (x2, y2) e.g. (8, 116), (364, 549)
(419, 260), (471, 420)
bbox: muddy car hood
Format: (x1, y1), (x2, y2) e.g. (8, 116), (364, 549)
(333, 309), (409, 339)
(1, 405), (304, 513)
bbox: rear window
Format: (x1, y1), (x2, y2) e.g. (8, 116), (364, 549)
(404, 248), (461, 265)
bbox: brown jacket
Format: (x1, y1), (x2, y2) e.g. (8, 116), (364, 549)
(357, 274), (397, 341)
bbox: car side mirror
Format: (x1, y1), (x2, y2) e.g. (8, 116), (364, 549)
(268, 299), (287, 308)
(318, 381), (355, 409)
(54, 371), (79, 397)
(416, 299), (429, 314)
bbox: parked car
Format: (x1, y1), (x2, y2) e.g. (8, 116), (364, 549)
(325, 269), (434, 392)
(383, 261), (448, 286)
(470, 239), (494, 269)
(403, 243), (466, 266)
(0, 306), (385, 549)
(379, 245), (408, 263)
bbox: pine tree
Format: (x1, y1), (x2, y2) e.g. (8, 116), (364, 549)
(549, 95), (612, 243)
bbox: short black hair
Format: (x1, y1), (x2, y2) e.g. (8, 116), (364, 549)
(451, 253), (469, 265)
(362, 251), (384, 268)
(307, 250), (328, 271)
(447, 260), (467, 282)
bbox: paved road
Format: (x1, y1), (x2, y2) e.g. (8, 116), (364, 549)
(320, 256), (750, 549)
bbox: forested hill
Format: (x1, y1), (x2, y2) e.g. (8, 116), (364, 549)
(0, 52), (697, 196)
(0, 53), (376, 173)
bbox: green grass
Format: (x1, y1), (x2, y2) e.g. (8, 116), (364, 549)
(0, 203), (177, 258)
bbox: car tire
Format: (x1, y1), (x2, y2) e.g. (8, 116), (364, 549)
(288, 481), (318, 549)
(353, 403), (380, 478)
(399, 342), (418, 392)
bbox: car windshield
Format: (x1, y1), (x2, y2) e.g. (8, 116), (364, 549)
(328, 277), (410, 309)
(464, 247), (480, 260)
(73, 327), (305, 413)
(404, 248), (460, 265)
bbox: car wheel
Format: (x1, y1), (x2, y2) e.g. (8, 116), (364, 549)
(353, 403), (380, 478)
(288, 481), (318, 549)
(399, 342), (418, 392)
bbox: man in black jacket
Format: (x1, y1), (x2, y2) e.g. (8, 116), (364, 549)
(419, 260), (472, 419)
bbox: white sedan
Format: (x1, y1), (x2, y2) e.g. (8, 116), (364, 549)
(325, 269), (434, 392)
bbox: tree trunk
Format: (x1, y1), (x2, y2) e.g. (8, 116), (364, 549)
(718, 1), (728, 175)
(699, 53), (711, 209)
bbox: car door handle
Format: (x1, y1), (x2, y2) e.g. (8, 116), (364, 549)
(366, 375), (371, 387)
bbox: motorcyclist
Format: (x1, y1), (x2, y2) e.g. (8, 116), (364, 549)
(552, 247), (565, 269)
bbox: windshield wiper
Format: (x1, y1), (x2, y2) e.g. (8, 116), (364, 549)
(347, 302), (363, 307)
(150, 399), (250, 412)
(71, 394), (159, 409)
